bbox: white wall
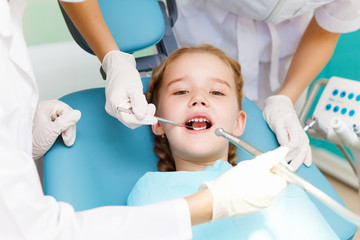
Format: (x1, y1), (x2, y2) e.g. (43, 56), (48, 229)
(28, 41), (105, 101)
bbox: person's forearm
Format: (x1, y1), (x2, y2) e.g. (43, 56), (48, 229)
(184, 189), (213, 225)
(278, 17), (340, 103)
(60, 0), (118, 62)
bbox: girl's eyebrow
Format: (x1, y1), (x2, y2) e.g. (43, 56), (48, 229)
(212, 78), (231, 89)
(166, 77), (187, 88)
(166, 76), (231, 88)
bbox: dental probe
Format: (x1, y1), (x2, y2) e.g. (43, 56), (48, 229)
(117, 107), (191, 128)
(215, 127), (360, 226)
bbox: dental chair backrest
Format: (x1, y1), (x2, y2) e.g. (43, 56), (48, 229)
(45, 1), (357, 239)
(58, 0), (178, 74)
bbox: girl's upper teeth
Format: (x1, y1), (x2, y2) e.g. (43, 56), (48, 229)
(187, 118), (209, 123)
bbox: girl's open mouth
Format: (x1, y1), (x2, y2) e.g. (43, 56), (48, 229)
(185, 117), (212, 130)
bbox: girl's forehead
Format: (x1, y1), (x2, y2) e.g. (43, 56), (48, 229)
(170, 52), (226, 66)
(163, 52), (233, 79)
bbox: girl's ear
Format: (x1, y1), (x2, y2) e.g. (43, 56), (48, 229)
(152, 121), (165, 136)
(232, 110), (246, 137)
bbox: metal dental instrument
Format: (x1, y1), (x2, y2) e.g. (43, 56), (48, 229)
(117, 107), (191, 128)
(215, 127), (360, 226)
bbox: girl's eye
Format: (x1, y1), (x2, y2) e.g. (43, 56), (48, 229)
(174, 90), (189, 95)
(210, 91), (224, 96)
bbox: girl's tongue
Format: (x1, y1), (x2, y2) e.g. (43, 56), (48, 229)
(192, 121), (207, 130)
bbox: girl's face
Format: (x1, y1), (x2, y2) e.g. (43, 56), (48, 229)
(152, 52), (246, 171)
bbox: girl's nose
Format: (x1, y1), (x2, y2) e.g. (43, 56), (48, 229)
(190, 91), (209, 107)
(191, 101), (207, 106)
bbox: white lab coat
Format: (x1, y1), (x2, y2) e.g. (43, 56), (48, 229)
(174, 0), (360, 108)
(0, 0), (192, 239)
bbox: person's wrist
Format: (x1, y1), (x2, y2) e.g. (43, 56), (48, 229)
(102, 50), (136, 73)
(184, 189), (213, 226)
(278, 86), (303, 104)
(265, 95), (293, 109)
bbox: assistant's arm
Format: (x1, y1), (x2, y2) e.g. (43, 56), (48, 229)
(60, 0), (118, 62)
(278, 17), (340, 103)
(59, 0), (157, 129)
(263, 17), (340, 171)
(280, 0), (360, 103)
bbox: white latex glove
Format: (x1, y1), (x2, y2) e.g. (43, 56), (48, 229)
(263, 95), (312, 171)
(102, 50), (157, 129)
(32, 100), (81, 162)
(200, 147), (289, 221)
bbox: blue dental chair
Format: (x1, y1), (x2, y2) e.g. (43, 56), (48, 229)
(45, 1), (357, 239)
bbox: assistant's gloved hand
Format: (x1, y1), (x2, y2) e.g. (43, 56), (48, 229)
(102, 50), (157, 129)
(200, 147), (288, 221)
(263, 95), (312, 171)
(32, 100), (81, 162)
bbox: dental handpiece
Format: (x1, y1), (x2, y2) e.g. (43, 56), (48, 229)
(215, 128), (295, 181)
(215, 127), (360, 226)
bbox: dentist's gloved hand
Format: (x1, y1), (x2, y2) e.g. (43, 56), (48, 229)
(102, 50), (157, 129)
(263, 95), (312, 171)
(32, 100), (81, 162)
(200, 147), (288, 220)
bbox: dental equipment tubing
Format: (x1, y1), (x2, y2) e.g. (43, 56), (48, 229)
(215, 127), (360, 226)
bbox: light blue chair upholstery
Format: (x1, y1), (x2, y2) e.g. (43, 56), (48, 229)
(45, 0), (357, 239)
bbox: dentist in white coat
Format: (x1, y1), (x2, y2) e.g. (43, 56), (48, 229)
(0, 0), (288, 239)
(61, 0), (360, 171)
